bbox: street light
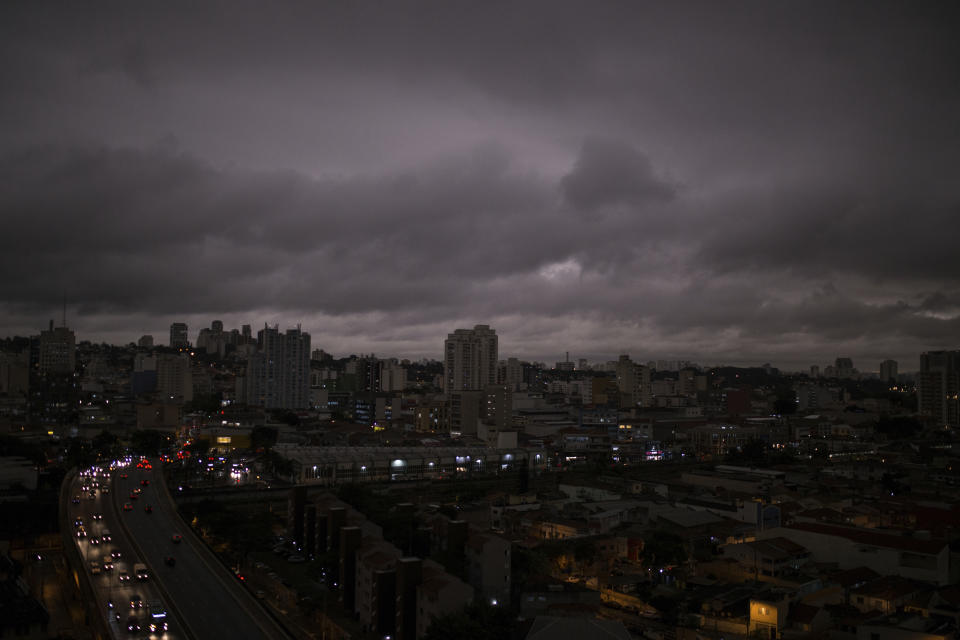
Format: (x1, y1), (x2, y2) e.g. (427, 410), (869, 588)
(34, 554), (45, 604)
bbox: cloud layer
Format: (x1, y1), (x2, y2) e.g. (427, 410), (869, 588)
(1, 1), (959, 370)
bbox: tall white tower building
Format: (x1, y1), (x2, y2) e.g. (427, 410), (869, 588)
(443, 325), (498, 394)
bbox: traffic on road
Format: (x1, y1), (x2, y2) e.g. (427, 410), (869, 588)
(70, 459), (176, 639)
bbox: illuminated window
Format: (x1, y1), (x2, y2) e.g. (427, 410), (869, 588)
(216, 436), (231, 444)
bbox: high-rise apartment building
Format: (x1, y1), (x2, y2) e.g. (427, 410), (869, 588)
(196, 320), (230, 357)
(499, 357), (523, 392)
(0, 351), (29, 396)
(443, 325), (498, 394)
(834, 357), (855, 379)
(380, 358), (408, 392)
(169, 322), (189, 349)
(879, 359), (898, 385)
(156, 353), (193, 403)
(345, 355), (382, 393)
(38, 320), (75, 374)
(918, 350), (960, 429)
(244, 325), (311, 409)
(615, 354), (651, 408)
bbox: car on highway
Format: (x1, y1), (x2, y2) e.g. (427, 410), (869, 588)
(111, 549), (122, 559)
(164, 556), (176, 567)
(74, 517), (83, 527)
(141, 479), (150, 486)
(144, 505), (153, 514)
(92, 512), (103, 520)
(102, 530), (112, 542)
(72, 495), (81, 504)
(134, 563), (149, 580)
(130, 594), (143, 609)
(119, 473), (128, 479)
(147, 601), (169, 633)
(129, 491), (138, 500)
(76, 527), (86, 538)
(89, 536), (101, 545)
(171, 533), (182, 544)
(126, 616), (141, 633)
(118, 571), (131, 583)
(122, 503), (133, 511)
(102, 556), (114, 571)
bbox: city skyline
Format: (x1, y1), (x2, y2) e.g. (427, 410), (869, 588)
(2, 3), (959, 371)
(0, 315), (918, 375)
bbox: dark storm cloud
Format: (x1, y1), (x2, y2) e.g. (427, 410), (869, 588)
(1, 1), (960, 367)
(695, 185), (960, 281)
(0, 143), (569, 316)
(561, 137), (676, 212)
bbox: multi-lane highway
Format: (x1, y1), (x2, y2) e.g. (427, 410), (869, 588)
(68, 458), (291, 640)
(69, 463), (178, 639)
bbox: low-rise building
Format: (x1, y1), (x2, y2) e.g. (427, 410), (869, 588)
(465, 532), (511, 602)
(416, 561), (473, 639)
(760, 523), (954, 585)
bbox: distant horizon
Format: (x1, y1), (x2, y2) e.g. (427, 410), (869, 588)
(1, 313), (932, 374)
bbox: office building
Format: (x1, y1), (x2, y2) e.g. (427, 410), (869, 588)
(448, 390), (482, 436)
(169, 322), (189, 349)
(38, 320), (75, 375)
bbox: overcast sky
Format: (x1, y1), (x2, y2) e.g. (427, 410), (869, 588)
(2, 1), (958, 371)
